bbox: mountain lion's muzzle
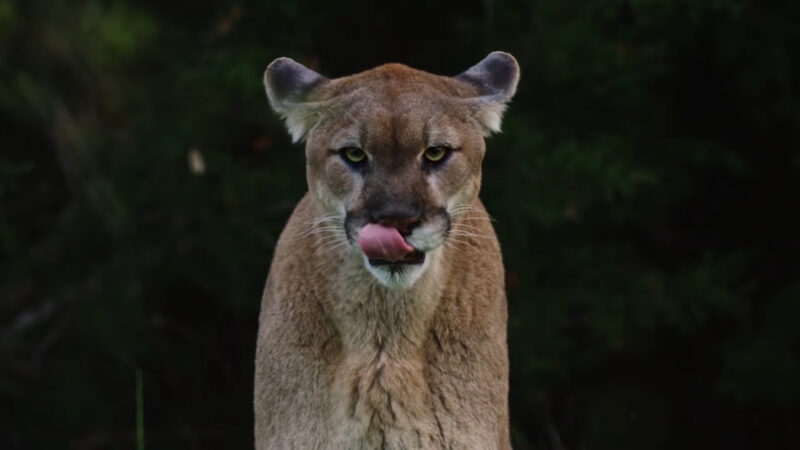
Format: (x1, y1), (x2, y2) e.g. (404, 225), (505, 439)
(345, 203), (450, 267)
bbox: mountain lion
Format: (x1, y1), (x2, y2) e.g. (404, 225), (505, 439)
(255, 52), (520, 449)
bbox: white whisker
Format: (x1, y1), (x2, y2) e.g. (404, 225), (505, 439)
(294, 213), (347, 238)
(448, 230), (491, 240)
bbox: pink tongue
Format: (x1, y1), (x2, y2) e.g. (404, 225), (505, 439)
(357, 223), (414, 261)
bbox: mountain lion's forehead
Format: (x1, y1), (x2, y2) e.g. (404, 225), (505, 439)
(318, 71), (475, 124)
(322, 92), (472, 143)
(319, 63), (478, 101)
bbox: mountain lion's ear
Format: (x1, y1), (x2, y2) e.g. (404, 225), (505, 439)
(455, 51), (520, 136)
(264, 57), (328, 143)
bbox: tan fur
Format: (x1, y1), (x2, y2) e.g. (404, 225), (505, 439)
(255, 53), (518, 449)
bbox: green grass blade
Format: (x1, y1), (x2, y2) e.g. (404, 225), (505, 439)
(136, 368), (145, 450)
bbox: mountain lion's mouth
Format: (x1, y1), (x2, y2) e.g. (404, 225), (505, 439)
(368, 250), (425, 266)
(357, 223), (418, 262)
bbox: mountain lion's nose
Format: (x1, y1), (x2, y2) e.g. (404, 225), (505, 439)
(376, 216), (420, 235)
(369, 205), (421, 235)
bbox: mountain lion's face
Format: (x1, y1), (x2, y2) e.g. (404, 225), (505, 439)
(265, 53), (519, 288)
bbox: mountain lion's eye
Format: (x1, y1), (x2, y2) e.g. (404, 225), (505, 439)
(341, 147), (366, 164)
(423, 146), (450, 164)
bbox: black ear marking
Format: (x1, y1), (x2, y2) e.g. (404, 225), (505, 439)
(263, 57), (328, 143)
(455, 51), (520, 101)
(264, 57), (326, 106)
(454, 51), (521, 135)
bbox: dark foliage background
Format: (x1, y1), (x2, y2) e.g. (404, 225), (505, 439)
(2, 0), (799, 448)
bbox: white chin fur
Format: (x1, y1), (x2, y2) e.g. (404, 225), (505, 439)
(362, 254), (431, 289)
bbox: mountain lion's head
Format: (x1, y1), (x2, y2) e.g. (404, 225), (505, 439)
(264, 52), (519, 288)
